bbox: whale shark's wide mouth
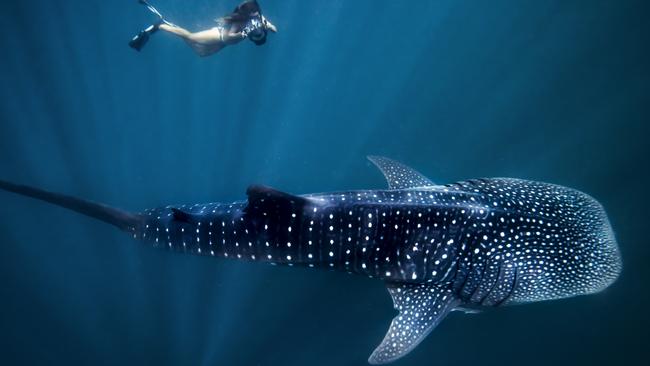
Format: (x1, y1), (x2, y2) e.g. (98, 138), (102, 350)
(594, 216), (622, 291)
(579, 195), (622, 294)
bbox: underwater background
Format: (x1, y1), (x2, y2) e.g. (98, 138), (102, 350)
(0, 0), (648, 365)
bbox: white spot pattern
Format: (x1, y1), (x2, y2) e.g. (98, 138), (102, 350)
(133, 157), (621, 364)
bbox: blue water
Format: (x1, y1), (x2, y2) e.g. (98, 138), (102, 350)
(0, 0), (648, 364)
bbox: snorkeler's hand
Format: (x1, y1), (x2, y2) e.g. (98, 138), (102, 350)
(236, 29), (248, 38)
(227, 31), (247, 41)
(261, 16), (277, 33)
(266, 22), (277, 33)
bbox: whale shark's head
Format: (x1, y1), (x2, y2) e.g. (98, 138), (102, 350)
(536, 188), (622, 301)
(579, 197), (622, 294)
(480, 179), (622, 305)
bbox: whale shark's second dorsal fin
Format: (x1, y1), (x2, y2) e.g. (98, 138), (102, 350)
(369, 283), (460, 364)
(244, 185), (310, 216)
(367, 156), (435, 189)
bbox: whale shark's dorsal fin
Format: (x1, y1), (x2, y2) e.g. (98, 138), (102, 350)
(244, 185), (310, 215)
(367, 156), (435, 189)
(369, 283), (460, 364)
(171, 208), (200, 223)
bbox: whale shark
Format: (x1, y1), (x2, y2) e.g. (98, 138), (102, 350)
(0, 156), (621, 364)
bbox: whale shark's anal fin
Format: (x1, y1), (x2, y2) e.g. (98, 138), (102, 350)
(367, 156), (435, 190)
(244, 185), (311, 216)
(369, 283), (460, 364)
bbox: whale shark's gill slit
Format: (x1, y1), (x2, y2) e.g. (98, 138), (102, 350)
(455, 243), (475, 296)
(495, 268), (520, 307)
(479, 262), (503, 305)
(468, 258), (489, 302)
(0, 179), (139, 232)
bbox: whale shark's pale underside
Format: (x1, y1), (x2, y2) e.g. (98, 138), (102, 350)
(0, 157), (621, 363)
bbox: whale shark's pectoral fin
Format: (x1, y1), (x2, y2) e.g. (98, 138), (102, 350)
(369, 283), (460, 364)
(367, 156), (435, 189)
(244, 185), (311, 216)
(453, 306), (482, 314)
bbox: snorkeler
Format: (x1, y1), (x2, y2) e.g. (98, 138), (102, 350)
(129, 0), (277, 57)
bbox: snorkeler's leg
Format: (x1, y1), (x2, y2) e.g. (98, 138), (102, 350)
(157, 26), (224, 44)
(156, 25), (219, 57)
(158, 24), (193, 38)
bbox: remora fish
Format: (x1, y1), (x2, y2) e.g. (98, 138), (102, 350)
(0, 156), (621, 363)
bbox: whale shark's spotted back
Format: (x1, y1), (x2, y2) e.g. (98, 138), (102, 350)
(0, 156), (622, 365)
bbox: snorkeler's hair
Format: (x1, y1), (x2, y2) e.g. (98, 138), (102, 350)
(217, 0), (261, 26)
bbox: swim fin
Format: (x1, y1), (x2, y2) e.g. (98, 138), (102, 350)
(128, 23), (159, 51)
(138, 0), (176, 26)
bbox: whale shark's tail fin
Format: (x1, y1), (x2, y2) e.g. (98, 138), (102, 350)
(0, 180), (140, 232)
